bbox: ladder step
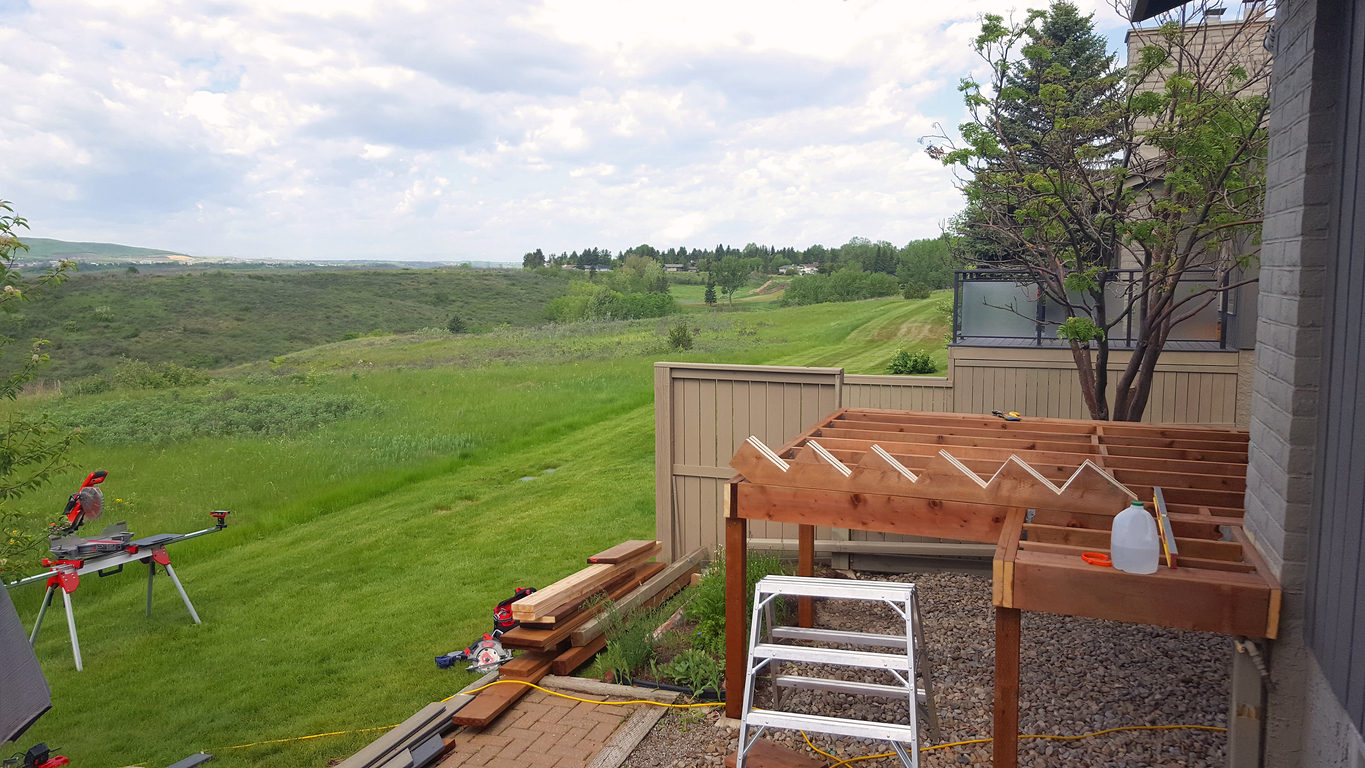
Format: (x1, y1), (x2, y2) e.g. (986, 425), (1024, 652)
(770, 626), (910, 650)
(747, 709), (920, 743)
(752, 643), (911, 672)
(774, 674), (927, 705)
(757, 575), (916, 602)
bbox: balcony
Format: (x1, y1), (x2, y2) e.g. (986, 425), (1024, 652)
(950, 269), (1246, 351)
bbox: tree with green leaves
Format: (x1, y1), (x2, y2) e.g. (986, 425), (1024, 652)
(703, 279), (717, 306)
(708, 256), (749, 308)
(0, 199), (80, 576)
(933, 2), (1269, 421)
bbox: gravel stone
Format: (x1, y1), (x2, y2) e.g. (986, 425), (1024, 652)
(622, 570), (1229, 768)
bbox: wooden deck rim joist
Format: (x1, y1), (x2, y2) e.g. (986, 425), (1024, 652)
(721, 407), (1279, 768)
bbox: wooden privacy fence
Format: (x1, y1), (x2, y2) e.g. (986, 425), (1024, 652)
(655, 351), (1247, 564)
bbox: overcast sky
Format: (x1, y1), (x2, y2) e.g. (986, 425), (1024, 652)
(0, 0), (1130, 261)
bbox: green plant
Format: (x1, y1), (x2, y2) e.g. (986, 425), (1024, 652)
(61, 320), (78, 332)
(887, 349), (937, 375)
(667, 321), (694, 350)
(447, 315), (467, 334)
(111, 358), (211, 389)
(126, 265), (139, 274)
(661, 649), (722, 697)
(902, 281), (931, 300)
(685, 551), (788, 655)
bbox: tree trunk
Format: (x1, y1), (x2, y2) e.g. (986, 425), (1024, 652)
(1068, 340), (1106, 421)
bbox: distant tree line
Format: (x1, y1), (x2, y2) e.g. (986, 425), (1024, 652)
(523, 236), (960, 291)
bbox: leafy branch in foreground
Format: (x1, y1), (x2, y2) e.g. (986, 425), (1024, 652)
(0, 199), (79, 575)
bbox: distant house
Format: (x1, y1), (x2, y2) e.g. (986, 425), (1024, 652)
(663, 264), (685, 272)
(800, 264), (820, 275)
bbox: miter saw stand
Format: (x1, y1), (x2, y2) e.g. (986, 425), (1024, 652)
(4, 471), (232, 671)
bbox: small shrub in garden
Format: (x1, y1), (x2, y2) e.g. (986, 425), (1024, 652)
(662, 649), (723, 696)
(903, 281), (931, 300)
(447, 314), (467, 334)
(887, 349), (937, 375)
(685, 551), (789, 655)
(667, 321), (694, 350)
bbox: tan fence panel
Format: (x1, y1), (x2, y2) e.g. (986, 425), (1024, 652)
(656, 352), (1245, 566)
(655, 363), (841, 561)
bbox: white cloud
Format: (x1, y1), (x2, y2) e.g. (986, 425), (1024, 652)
(0, 0), (1132, 259)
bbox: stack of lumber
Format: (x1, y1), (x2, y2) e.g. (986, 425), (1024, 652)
(452, 542), (706, 729)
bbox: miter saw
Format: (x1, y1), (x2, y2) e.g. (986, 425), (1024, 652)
(4, 470), (232, 671)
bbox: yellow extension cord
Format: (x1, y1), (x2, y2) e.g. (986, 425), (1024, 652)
(197, 679), (1226, 767)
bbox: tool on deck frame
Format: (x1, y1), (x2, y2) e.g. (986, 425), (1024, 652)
(3, 471), (232, 671)
(991, 410), (1022, 421)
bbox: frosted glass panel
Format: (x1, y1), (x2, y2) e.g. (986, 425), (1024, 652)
(960, 281), (1039, 339)
(1172, 279), (1221, 340)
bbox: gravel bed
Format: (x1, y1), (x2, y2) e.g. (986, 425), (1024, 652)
(623, 570), (1229, 768)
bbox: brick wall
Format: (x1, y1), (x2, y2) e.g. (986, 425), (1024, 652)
(1243, 0), (1365, 765)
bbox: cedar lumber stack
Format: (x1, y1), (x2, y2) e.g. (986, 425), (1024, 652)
(499, 562), (666, 651)
(455, 540), (704, 727)
(510, 541), (662, 621)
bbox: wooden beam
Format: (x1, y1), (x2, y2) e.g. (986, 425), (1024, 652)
(1100, 443), (1248, 464)
(1010, 549), (1276, 637)
(725, 515), (747, 721)
(812, 435), (1247, 477)
(1099, 434), (1250, 453)
(588, 540), (660, 564)
(798, 524), (814, 628)
(513, 543), (661, 620)
(734, 482), (1009, 544)
(994, 607), (1020, 768)
(819, 426), (1101, 455)
(502, 563), (666, 651)
(569, 549), (706, 646)
(451, 651), (556, 728)
(835, 412), (1098, 441)
(992, 508), (1026, 608)
(551, 635), (606, 675)
(523, 569), (643, 627)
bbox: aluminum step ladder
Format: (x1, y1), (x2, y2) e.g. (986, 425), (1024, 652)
(736, 575), (939, 768)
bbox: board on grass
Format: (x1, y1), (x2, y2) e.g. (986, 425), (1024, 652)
(588, 540), (659, 564)
(512, 543), (661, 620)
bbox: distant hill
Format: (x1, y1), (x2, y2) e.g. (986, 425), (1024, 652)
(18, 237), (197, 262)
(5, 268), (571, 380)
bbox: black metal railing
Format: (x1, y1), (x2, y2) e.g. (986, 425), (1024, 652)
(951, 268), (1234, 349)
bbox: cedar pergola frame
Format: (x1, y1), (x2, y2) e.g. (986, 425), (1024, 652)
(722, 408), (1280, 768)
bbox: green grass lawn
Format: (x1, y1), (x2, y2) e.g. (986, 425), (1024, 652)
(7, 292), (949, 768)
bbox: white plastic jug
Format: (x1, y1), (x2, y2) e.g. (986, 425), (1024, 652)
(1111, 500), (1159, 574)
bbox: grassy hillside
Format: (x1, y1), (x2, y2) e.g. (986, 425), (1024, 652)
(19, 237), (189, 260)
(6, 268), (571, 379)
(6, 294), (949, 768)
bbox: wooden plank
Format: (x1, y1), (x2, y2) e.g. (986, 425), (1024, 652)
(1022, 523), (1246, 561)
(569, 548), (707, 646)
(818, 426), (1102, 455)
(513, 544), (662, 619)
(551, 635), (606, 676)
(725, 515), (747, 720)
(735, 483), (1009, 544)
(335, 702), (453, 768)
(1016, 541), (1255, 573)
(502, 564), (666, 651)
(655, 364), (675, 563)
(1011, 549), (1276, 637)
(724, 739), (828, 768)
(450, 653), (555, 728)
(992, 508), (1026, 608)
(838, 409), (1101, 437)
(798, 524), (814, 627)
(828, 416), (1095, 444)
(589, 541), (661, 564)
(525, 569), (643, 627)
(994, 607), (1020, 768)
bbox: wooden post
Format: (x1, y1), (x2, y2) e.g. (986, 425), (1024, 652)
(725, 513), (748, 720)
(798, 523), (815, 628)
(993, 607), (1020, 768)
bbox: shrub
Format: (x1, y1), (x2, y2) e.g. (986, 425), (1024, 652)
(55, 393), (374, 444)
(667, 321), (694, 350)
(61, 320), (78, 332)
(685, 551), (788, 655)
(126, 266), (139, 275)
(64, 376), (111, 396)
(903, 281), (931, 300)
(779, 269), (901, 306)
(112, 359), (211, 389)
(888, 349), (937, 375)
(661, 649), (722, 696)
(447, 314), (467, 334)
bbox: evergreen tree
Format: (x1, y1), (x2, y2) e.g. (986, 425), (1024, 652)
(704, 279), (717, 306)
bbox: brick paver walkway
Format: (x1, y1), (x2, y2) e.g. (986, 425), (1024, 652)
(438, 688), (638, 768)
